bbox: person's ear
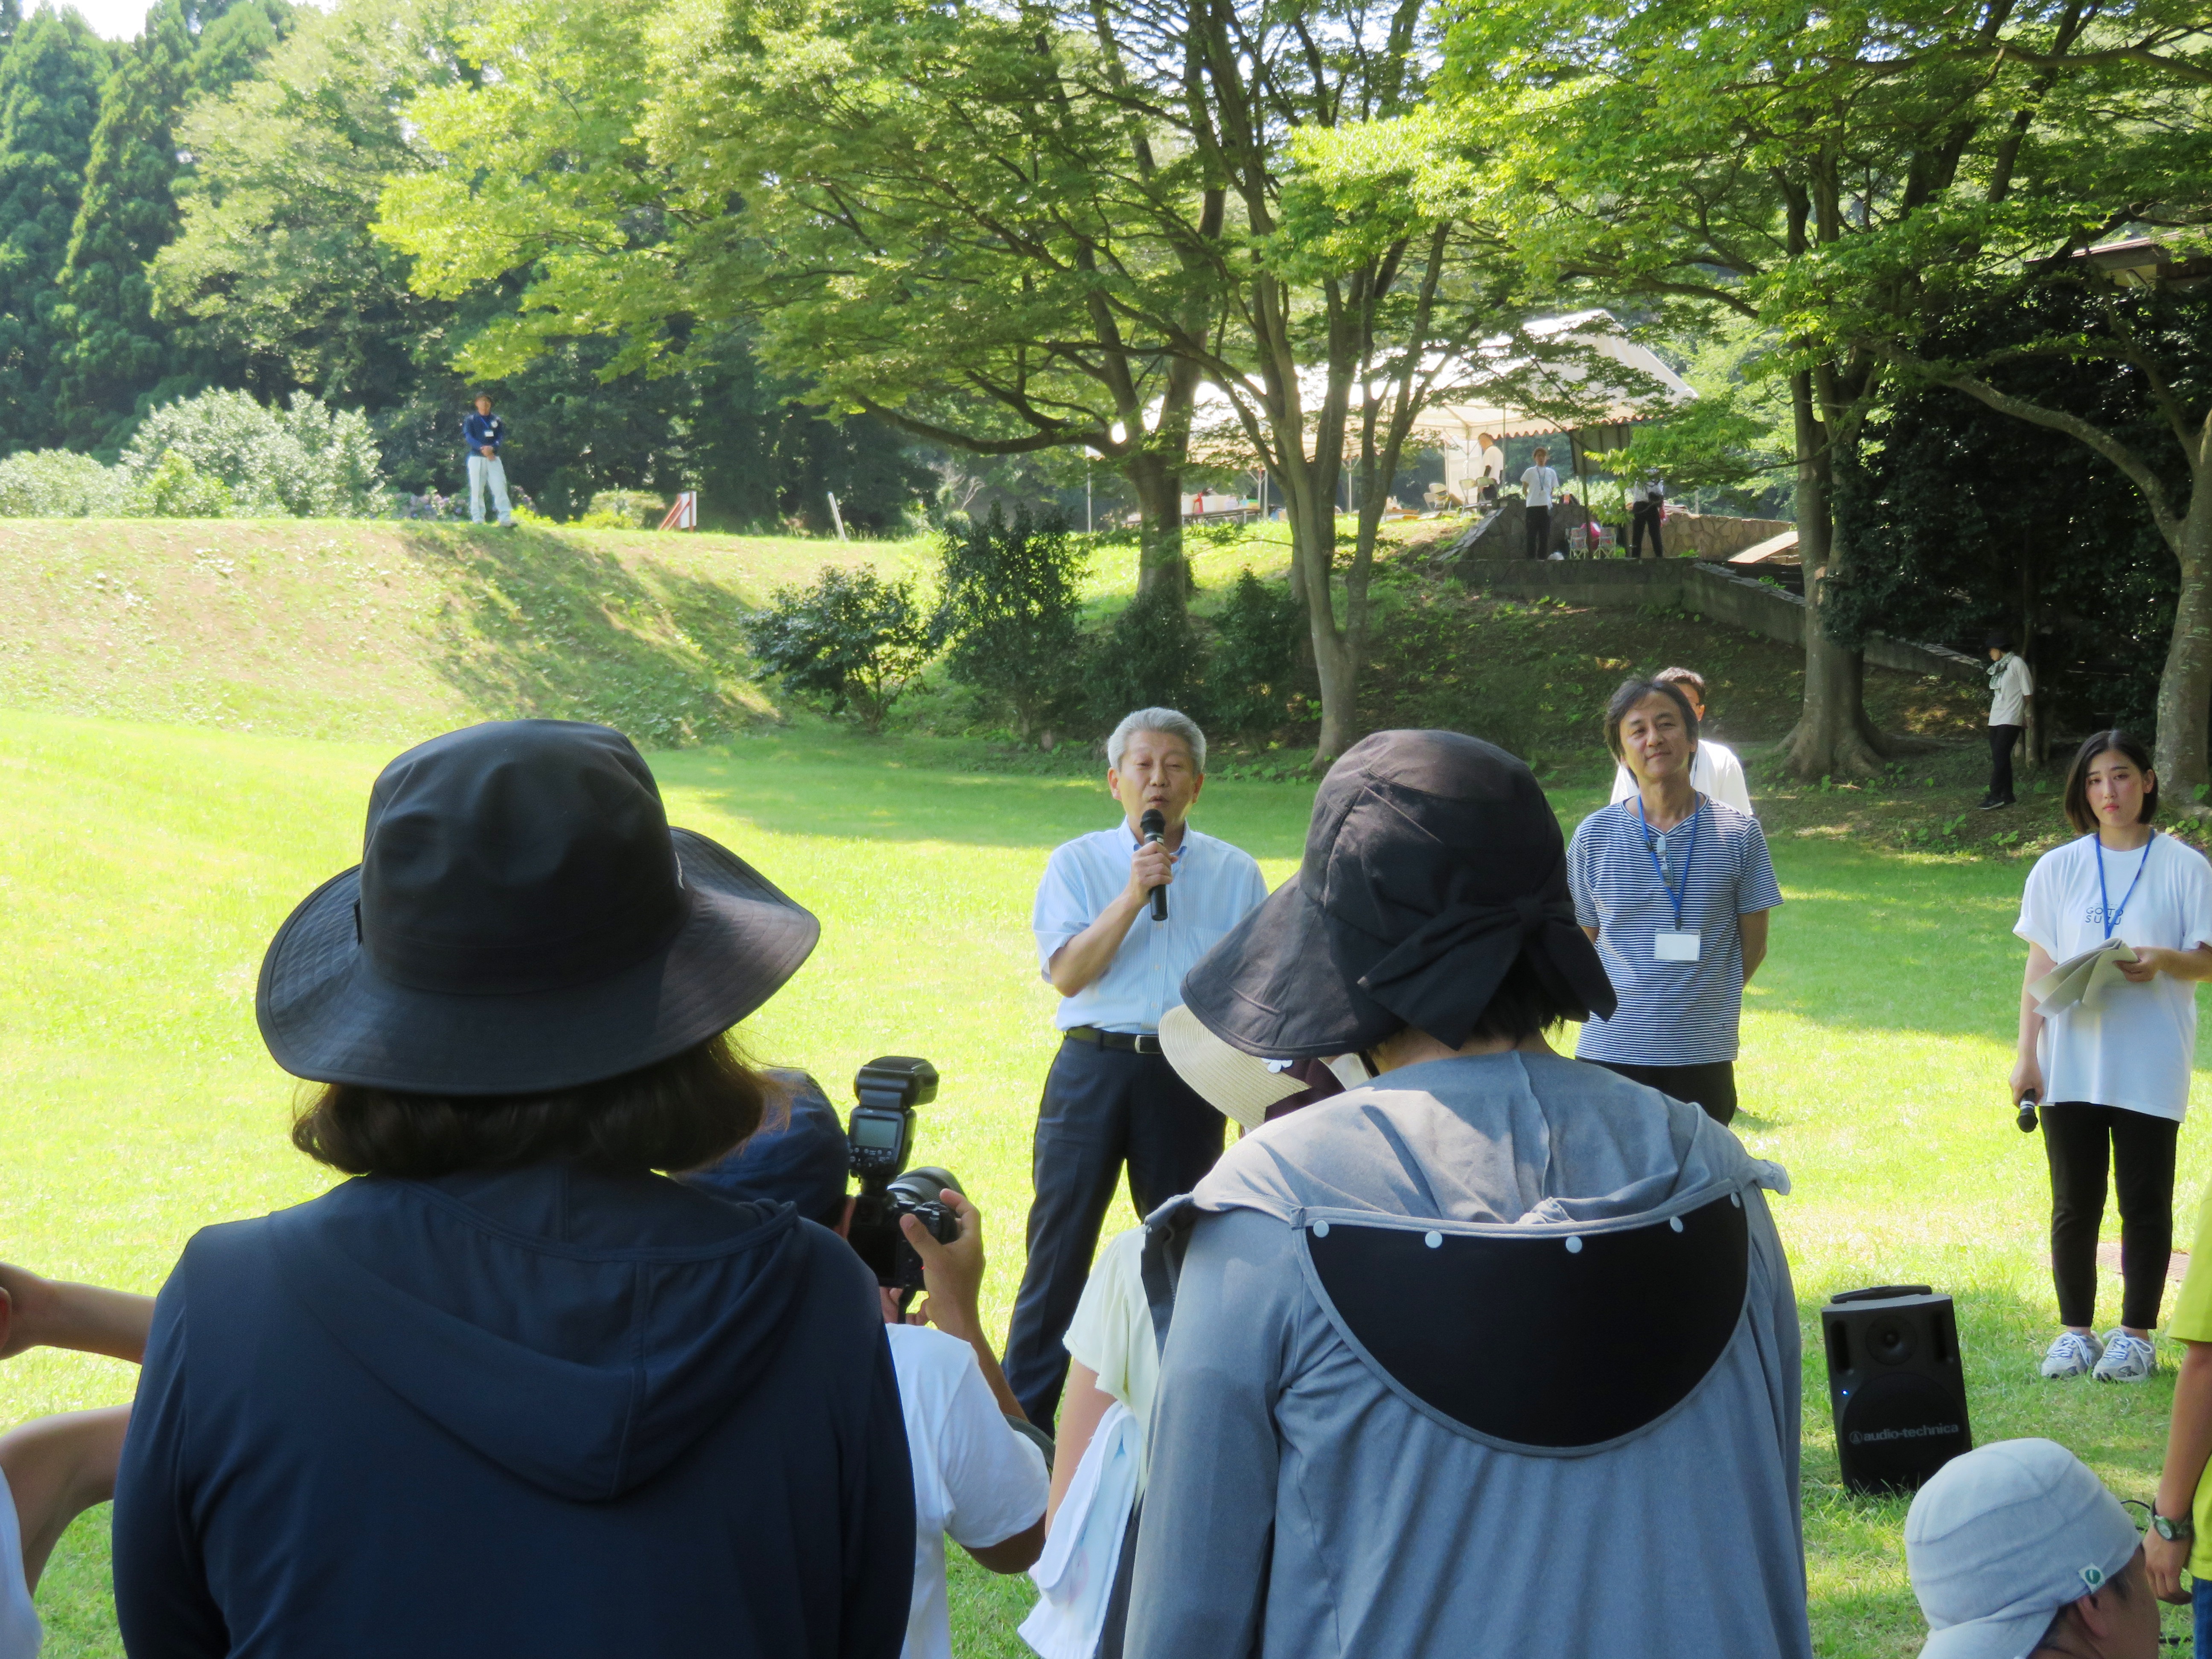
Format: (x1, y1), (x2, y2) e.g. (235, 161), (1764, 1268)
(835, 1196), (855, 1240)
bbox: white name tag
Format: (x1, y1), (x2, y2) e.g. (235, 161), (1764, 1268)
(1655, 930), (1702, 962)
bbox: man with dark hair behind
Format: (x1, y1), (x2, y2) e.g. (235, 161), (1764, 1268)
(1126, 729), (1810, 1659)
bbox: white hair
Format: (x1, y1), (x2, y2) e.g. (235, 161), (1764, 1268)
(1107, 707), (1206, 774)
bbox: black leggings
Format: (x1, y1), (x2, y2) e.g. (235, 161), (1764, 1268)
(2041, 1102), (2178, 1331)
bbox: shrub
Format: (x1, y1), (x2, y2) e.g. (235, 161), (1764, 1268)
(125, 452), (235, 518)
(1082, 584), (1207, 728)
(1209, 568), (1306, 734)
(741, 565), (933, 731)
(934, 505), (1088, 743)
(0, 449), (116, 517)
(580, 489), (668, 529)
(118, 389), (389, 518)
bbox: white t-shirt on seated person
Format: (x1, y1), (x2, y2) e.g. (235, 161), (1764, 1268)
(1610, 741), (1753, 817)
(2014, 831), (2212, 1121)
(885, 1323), (1049, 1659)
(0, 1468), (42, 1659)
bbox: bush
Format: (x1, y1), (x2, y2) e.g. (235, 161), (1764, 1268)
(580, 489), (668, 529)
(1082, 584), (1207, 728)
(118, 389), (389, 518)
(934, 505), (1088, 743)
(125, 452), (235, 518)
(0, 449), (116, 517)
(741, 565), (933, 731)
(1209, 568), (1306, 734)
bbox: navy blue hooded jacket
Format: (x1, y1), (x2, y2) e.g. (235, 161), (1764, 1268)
(112, 1164), (915, 1658)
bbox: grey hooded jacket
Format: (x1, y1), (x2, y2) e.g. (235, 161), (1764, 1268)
(1123, 1050), (1810, 1659)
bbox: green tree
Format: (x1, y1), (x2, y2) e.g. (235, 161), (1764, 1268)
(1442, 0), (2210, 780)
(0, 6), (111, 451)
(51, 0), (288, 452)
(934, 506), (1088, 742)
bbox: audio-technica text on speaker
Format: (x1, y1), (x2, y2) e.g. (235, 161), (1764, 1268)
(1822, 1284), (1973, 1496)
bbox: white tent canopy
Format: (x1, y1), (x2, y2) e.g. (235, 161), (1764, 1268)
(1181, 310), (1694, 493)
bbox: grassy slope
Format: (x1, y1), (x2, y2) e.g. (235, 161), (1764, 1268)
(5, 710), (2204, 1656)
(0, 519), (943, 747)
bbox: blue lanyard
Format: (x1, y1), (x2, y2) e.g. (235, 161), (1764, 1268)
(2095, 833), (2155, 940)
(1635, 795), (1701, 929)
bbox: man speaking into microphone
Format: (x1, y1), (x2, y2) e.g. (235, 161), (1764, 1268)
(1005, 707), (1269, 1425)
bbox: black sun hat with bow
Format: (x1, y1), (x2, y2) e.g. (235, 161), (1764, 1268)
(1180, 729), (1616, 1059)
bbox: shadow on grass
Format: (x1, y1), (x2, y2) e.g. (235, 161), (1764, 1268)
(391, 527), (766, 748)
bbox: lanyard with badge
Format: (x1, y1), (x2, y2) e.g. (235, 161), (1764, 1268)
(1637, 795), (1703, 961)
(2096, 832), (2154, 938)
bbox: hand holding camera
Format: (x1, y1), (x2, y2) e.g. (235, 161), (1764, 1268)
(901, 1188), (987, 1344)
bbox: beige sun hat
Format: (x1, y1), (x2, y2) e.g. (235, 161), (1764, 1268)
(1160, 1003), (1304, 1132)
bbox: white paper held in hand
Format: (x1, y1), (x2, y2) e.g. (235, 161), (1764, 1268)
(2028, 937), (2140, 1015)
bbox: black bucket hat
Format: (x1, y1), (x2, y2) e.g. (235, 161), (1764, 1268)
(1182, 729), (1615, 1059)
(256, 720), (819, 1095)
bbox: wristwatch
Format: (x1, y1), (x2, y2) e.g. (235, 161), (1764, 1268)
(2152, 1505), (2195, 1543)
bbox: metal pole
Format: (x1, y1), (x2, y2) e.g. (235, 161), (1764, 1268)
(1086, 468), (1092, 535)
(827, 492), (847, 541)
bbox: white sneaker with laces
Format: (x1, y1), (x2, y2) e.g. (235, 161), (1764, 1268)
(2093, 1331), (2158, 1383)
(2039, 1330), (2104, 1379)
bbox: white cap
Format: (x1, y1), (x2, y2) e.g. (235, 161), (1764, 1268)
(1905, 1439), (2141, 1659)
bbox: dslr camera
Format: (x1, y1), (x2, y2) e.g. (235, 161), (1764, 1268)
(845, 1055), (963, 1293)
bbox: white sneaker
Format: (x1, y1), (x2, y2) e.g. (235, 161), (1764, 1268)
(2040, 1330), (2104, 1378)
(2093, 1332), (2158, 1383)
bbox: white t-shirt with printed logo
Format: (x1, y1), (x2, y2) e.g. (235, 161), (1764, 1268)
(2015, 832), (2212, 1121)
(885, 1324), (1049, 1659)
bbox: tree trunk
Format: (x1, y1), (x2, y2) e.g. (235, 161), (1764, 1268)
(1781, 371), (1885, 779)
(1284, 476), (1357, 763)
(2155, 480), (2212, 809)
(1126, 452), (1187, 602)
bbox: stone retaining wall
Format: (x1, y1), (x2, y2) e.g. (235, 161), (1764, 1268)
(1455, 556), (1985, 685)
(1662, 512), (1797, 561)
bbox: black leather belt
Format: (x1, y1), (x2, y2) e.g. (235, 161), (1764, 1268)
(1064, 1025), (1162, 1055)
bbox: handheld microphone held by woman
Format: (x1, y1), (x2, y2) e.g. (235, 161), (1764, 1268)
(1141, 808), (1168, 920)
(2017, 1087), (2040, 1134)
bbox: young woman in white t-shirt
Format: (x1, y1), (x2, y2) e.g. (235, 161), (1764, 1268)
(2011, 731), (2212, 1383)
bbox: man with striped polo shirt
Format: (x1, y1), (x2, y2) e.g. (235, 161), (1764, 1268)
(1003, 707), (1269, 1426)
(1569, 675), (1782, 1124)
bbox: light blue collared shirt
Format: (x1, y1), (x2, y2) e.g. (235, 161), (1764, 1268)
(1033, 823), (1270, 1033)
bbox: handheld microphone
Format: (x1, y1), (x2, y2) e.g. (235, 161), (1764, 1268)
(1140, 808), (1168, 921)
(2017, 1088), (2040, 1134)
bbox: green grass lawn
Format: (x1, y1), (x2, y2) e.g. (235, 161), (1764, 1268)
(3, 707), (2204, 1654)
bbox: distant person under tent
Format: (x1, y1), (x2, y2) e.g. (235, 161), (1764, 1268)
(1475, 433), (1507, 504)
(1626, 472), (1666, 558)
(1521, 446), (1559, 559)
(464, 393), (515, 529)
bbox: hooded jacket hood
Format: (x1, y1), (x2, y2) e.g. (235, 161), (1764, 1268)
(269, 1163), (812, 1502)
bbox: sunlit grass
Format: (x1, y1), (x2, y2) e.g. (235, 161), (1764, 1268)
(2, 710), (2201, 1653)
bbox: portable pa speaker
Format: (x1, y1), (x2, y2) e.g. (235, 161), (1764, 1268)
(1822, 1284), (1973, 1496)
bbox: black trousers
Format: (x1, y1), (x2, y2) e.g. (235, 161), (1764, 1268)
(2041, 1102), (2179, 1331)
(1003, 1037), (1225, 1424)
(1988, 723), (2022, 803)
(1590, 1059), (1738, 1126)
(1523, 505), (1552, 560)
(1630, 502), (1664, 558)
